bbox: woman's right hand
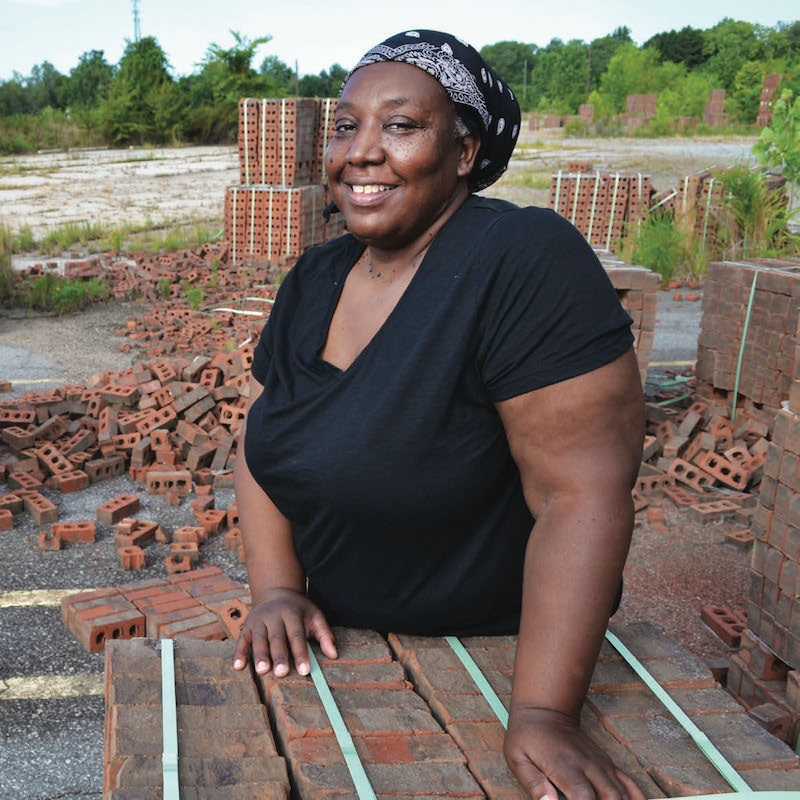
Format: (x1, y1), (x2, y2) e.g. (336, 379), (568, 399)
(232, 587), (337, 677)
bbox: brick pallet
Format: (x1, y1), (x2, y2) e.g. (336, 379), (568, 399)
(548, 170), (653, 251)
(695, 258), (800, 416)
(704, 89), (727, 128)
(104, 622), (800, 797)
(228, 97), (344, 265)
(758, 74), (782, 129)
(595, 254), (659, 383)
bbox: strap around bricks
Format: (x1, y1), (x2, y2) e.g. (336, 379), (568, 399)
(604, 630), (751, 794)
(159, 638), (180, 799)
(731, 270), (759, 424)
(307, 646), (377, 799)
(444, 636), (509, 727)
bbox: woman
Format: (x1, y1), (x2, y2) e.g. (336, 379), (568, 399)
(233, 30), (645, 800)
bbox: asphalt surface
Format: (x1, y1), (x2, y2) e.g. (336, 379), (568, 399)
(0, 291), (704, 799)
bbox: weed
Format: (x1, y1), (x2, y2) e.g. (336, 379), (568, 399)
(157, 277), (171, 299)
(11, 226), (34, 251)
(40, 220), (107, 255)
(0, 220), (15, 299)
(627, 212), (685, 284)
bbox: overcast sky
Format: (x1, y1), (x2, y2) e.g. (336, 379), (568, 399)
(2, 0), (798, 82)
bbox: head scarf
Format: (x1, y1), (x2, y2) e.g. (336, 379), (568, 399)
(348, 29), (521, 192)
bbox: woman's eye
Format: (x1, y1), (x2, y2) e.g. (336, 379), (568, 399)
(334, 122), (355, 134)
(387, 121), (418, 130)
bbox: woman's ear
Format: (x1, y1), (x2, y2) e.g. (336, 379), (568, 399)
(457, 133), (481, 179)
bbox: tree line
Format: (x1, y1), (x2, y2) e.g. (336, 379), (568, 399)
(0, 19), (798, 152)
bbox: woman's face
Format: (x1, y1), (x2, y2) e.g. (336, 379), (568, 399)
(326, 61), (477, 250)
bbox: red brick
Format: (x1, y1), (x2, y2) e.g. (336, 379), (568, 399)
(0, 508), (12, 530)
(97, 494), (140, 525)
(52, 520), (95, 543)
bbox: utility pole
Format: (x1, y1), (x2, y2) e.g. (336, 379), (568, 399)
(132, 0), (141, 42)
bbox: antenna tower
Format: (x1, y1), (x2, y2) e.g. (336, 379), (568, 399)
(132, 0), (141, 42)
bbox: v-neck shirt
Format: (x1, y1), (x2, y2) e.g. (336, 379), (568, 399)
(245, 195), (633, 635)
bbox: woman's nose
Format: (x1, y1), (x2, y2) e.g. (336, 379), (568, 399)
(346, 122), (384, 165)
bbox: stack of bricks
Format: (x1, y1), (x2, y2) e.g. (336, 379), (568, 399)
(758, 73), (783, 128)
(224, 97), (347, 265)
(577, 103), (594, 123)
(0, 347), (258, 536)
(730, 396), (800, 744)
(704, 89), (727, 127)
(695, 257), (800, 416)
(549, 169), (653, 251)
(594, 252), (659, 383)
(104, 637), (290, 798)
(104, 621), (800, 797)
(62, 566), (249, 652)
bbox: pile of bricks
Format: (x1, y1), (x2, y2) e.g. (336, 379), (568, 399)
(704, 89), (728, 127)
(634, 387), (773, 530)
(0, 346), (258, 534)
(549, 169), (654, 250)
(104, 622), (800, 797)
(594, 253), (658, 383)
(225, 97), (347, 264)
(695, 257), (800, 417)
(62, 566), (249, 652)
(104, 637), (289, 798)
(757, 74), (782, 128)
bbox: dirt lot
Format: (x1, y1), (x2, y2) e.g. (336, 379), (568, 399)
(0, 133), (759, 236)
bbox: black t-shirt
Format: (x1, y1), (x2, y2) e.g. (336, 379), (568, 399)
(245, 195), (633, 635)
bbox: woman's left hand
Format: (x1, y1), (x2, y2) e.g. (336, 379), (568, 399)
(504, 705), (647, 800)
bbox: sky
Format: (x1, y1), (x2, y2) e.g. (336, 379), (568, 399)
(1, 0), (798, 82)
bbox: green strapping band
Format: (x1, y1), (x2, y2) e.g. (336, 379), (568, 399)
(243, 98), (250, 185)
(160, 639), (180, 799)
(445, 636), (509, 727)
(731, 270), (759, 424)
(231, 188), (237, 266)
(553, 170), (562, 213)
(670, 795), (800, 800)
(307, 646), (377, 799)
(605, 172), (620, 251)
(261, 99), (267, 184)
(570, 173), (581, 226)
(587, 171), (600, 244)
(604, 630), (751, 793)
(702, 177), (716, 253)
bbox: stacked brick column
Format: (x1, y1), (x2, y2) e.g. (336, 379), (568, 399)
(548, 169), (653, 250)
(224, 98), (347, 265)
(695, 258), (800, 417)
(704, 89), (727, 127)
(103, 637), (290, 798)
(595, 256), (659, 383)
(104, 622), (800, 796)
(758, 74), (783, 128)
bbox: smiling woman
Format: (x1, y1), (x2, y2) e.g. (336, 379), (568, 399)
(233, 29), (646, 800)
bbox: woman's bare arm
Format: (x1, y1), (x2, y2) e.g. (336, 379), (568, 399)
(496, 348), (646, 800)
(232, 377), (336, 676)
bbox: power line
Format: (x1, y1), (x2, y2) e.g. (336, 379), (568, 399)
(132, 0), (141, 42)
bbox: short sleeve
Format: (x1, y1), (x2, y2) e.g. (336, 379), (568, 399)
(476, 208), (634, 402)
(250, 313), (274, 385)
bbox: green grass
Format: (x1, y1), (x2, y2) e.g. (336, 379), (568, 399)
(0, 220), (13, 300)
(39, 221), (108, 255)
(498, 170), (552, 190)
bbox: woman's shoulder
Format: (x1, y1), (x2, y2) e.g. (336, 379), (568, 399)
(458, 195), (570, 244)
(280, 232), (362, 289)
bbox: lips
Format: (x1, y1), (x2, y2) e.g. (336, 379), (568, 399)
(343, 182), (398, 207)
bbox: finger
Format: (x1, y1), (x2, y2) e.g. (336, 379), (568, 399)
(506, 755), (559, 800)
(251, 620), (272, 675)
(232, 625), (251, 670)
(583, 760), (626, 800)
(284, 612), (311, 676)
(307, 610), (337, 659)
(267, 619), (291, 677)
(616, 770), (647, 800)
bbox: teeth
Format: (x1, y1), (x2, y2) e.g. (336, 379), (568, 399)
(351, 184), (392, 194)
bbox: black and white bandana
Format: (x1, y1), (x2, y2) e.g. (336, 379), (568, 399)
(349, 29), (521, 192)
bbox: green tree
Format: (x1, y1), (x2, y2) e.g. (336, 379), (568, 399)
(260, 55), (295, 94)
(587, 28), (632, 93)
(68, 50), (113, 108)
(100, 36), (183, 143)
(299, 64), (348, 97)
(480, 40), (537, 105)
(701, 19), (769, 90)
(730, 60), (768, 122)
(598, 45), (666, 113)
(754, 89), (800, 184)
(657, 70), (716, 120)
(644, 26), (707, 69)
(530, 39), (589, 113)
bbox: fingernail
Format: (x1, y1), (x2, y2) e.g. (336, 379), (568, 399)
(256, 660), (268, 673)
(233, 659), (243, 669)
(298, 662), (309, 676)
(275, 663), (288, 677)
